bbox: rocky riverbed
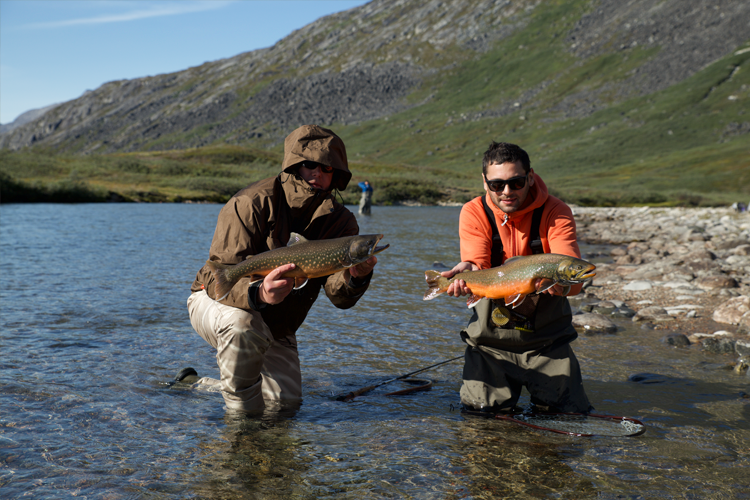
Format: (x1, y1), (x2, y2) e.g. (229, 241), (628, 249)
(570, 206), (750, 373)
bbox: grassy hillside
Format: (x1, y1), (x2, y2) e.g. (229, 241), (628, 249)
(1, 0), (748, 206)
(332, 3), (750, 206)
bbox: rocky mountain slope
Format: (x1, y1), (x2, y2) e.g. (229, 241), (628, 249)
(1, 0), (748, 154)
(0, 103), (60, 135)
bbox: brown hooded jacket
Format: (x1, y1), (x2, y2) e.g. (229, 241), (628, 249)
(191, 125), (370, 339)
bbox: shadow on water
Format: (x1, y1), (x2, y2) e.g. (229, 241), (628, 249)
(1, 204), (749, 499)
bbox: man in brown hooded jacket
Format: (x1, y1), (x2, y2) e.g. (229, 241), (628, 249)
(186, 125), (377, 412)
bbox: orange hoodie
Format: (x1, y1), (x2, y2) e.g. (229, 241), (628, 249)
(459, 173), (583, 294)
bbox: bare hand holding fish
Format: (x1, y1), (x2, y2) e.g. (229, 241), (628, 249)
(441, 261), (479, 297)
(424, 253), (596, 309)
(257, 263), (297, 305)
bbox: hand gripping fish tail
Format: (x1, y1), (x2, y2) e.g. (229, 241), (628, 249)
(423, 270), (447, 301)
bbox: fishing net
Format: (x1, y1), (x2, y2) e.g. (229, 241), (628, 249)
(503, 413), (646, 437)
(464, 410), (646, 437)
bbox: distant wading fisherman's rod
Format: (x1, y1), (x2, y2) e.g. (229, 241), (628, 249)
(335, 355), (464, 401)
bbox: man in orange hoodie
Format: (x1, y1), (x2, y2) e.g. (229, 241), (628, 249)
(442, 141), (592, 414)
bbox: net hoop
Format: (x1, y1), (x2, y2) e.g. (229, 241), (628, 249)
(464, 410), (646, 437)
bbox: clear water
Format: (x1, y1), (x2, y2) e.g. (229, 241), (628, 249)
(1, 203), (748, 499)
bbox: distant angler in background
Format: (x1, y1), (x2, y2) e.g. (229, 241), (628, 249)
(358, 180), (373, 215)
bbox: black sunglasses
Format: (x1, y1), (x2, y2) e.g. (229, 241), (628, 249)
(484, 174), (528, 192)
(300, 161), (334, 173)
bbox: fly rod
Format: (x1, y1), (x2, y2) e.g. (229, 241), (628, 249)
(335, 355), (463, 402)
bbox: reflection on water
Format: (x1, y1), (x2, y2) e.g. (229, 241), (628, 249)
(1, 203), (749, 498)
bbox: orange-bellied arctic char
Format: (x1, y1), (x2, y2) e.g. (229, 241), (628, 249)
(424, 253), (596, 308)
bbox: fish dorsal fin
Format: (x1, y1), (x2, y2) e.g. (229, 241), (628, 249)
(504, 256), (524, 265)
(287, 232), (309, 247)
(467, 295), (484, 308)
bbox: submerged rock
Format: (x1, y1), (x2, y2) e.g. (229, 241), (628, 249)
(701, 336), (737, 354)
(572, 313), (618, 334)
(661, 333), (691, 347)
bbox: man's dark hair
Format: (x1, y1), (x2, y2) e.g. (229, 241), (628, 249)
(482, 142), (531, 175)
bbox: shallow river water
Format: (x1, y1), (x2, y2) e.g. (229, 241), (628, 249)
(1, 203), (748, 499)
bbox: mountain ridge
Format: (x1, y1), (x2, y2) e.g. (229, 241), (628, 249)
(3, 0), (747, 155)
(0, 0), (748, 208)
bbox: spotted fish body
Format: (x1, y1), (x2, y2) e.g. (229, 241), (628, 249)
(207, 233), (389, 300)
(423, 253), (596, 308)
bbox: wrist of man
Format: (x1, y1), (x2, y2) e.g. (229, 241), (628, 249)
(248, 281), (267, 310)
(348, 270), (372, 288)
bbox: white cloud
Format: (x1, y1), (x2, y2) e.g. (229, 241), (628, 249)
(23, 1), (234, 29)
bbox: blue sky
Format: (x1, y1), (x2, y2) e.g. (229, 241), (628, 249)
(0, 0), (369, 124)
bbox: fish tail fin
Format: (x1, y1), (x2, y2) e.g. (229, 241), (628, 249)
(206, 260), (236, 301)
(424, 270), (447, 300)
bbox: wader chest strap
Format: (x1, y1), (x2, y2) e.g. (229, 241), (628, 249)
(481, 195), (505, 267)
(481, 195), (545, 267)
(529, 203), (545, 255)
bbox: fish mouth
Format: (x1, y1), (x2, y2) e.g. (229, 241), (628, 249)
(371, 234), (389, 255)
(574, 265), (597, 281)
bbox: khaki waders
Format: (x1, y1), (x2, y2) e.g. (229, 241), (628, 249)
(187, 290), (302, 412)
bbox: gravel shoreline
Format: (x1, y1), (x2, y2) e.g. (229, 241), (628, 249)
(570, 206), (750, 369)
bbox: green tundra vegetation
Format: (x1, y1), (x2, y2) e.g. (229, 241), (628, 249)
(1, 0), (748, 206)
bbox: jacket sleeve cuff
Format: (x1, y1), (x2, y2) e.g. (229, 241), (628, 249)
(247, 281), (267, 311)
(348, 271), (372, 288)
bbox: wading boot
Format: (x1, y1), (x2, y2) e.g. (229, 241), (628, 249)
(170, 367), (200, 386)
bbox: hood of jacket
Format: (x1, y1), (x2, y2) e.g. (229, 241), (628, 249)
(281, 124), (351, 191)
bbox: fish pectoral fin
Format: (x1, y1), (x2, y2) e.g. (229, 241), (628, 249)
(512, 295), (527, 308)
(504, 293), (526, 308)
(535, 278), (556, 293)
(293, 277), (308, 290)
(560, 285), (571, 296)
(467, 295), (483, 308)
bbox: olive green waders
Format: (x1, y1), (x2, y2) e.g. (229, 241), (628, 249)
(459, 294), (591, 413)
(187, 290), (302, 412)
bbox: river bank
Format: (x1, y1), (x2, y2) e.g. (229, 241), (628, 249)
(570, 206), (750, 365)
